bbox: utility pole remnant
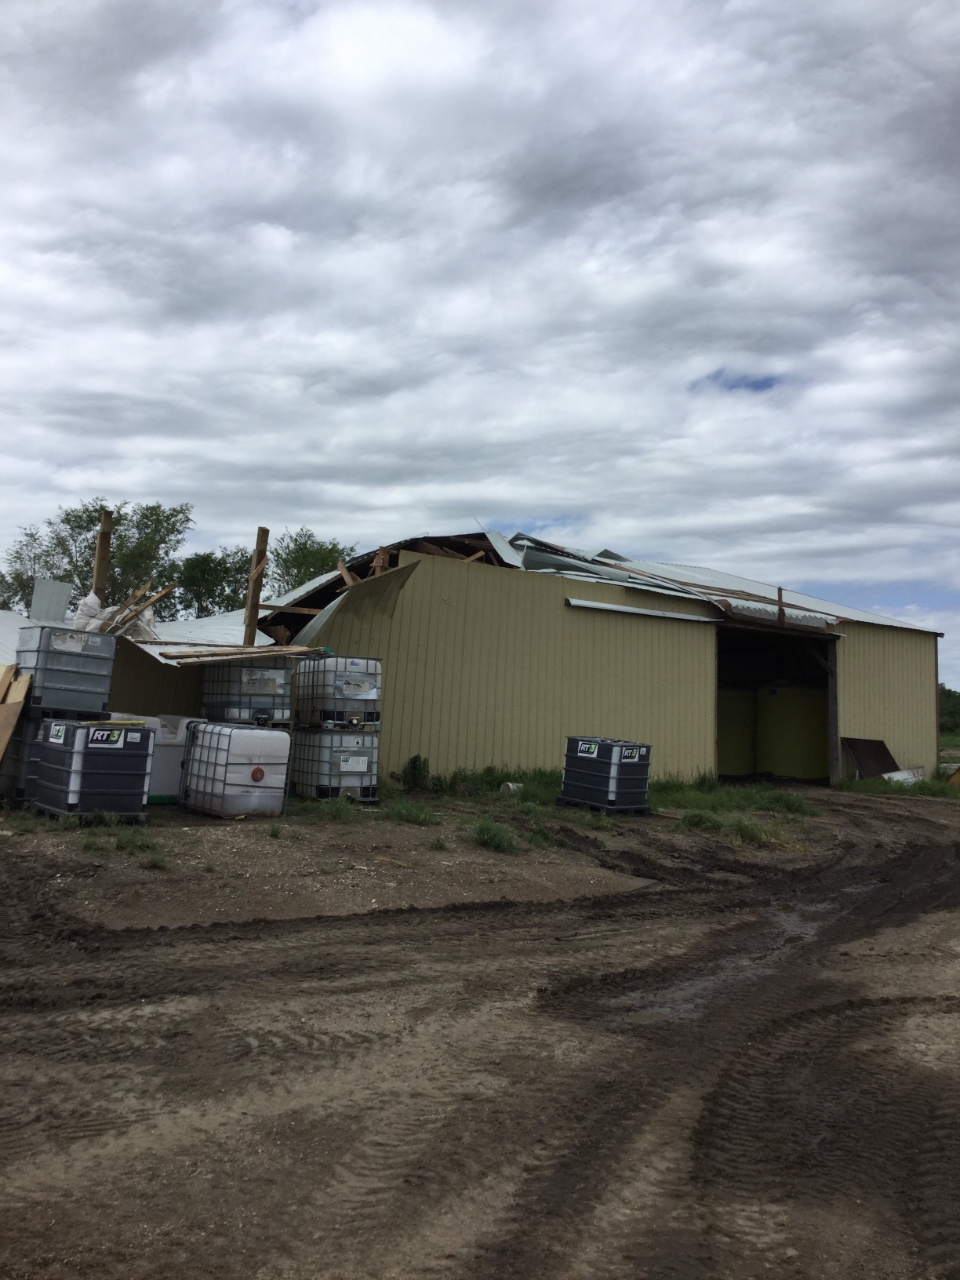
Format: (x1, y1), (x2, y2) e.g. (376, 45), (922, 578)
(243, 526), (270, 647)
(91, 508), (114, 604)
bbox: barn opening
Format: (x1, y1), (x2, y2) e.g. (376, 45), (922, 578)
(716, 626), (833, 781)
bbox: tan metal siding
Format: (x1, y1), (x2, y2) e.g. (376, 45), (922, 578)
(108, 639), (203, 717)
(317, 553), (717, 778)
(836, 622), (939, 777)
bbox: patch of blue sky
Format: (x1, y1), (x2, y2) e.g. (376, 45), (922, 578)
(795, 581), (960, 614)
(688, 367), (786, 394)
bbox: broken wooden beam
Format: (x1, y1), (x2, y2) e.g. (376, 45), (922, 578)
(91, 508), (114, 603)
(243, 527), (270, 647)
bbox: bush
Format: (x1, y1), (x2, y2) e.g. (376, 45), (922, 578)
(391, 754), (432, 792)
(940, 684), (960, 735)
(387, 799), (439, 826)
(475, 815), (517, 853)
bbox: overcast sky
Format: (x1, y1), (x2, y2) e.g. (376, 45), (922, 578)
(2, 0), (959, 674)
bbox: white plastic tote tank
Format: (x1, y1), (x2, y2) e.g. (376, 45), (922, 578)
(180, 723), (290, 818)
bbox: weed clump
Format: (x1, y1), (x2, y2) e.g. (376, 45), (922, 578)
(311, 796), (361, 823)
(141, 853), (168, 871)
(269, 821), (282, 838)
(114, 828), (158, 854)
(475, 815), (517, 853)
(428, 836), (448, 851)
(679, 810), (723, 832)
(387, 799), (439, 826)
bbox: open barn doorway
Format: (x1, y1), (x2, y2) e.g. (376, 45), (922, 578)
(716, 627), (835, 782)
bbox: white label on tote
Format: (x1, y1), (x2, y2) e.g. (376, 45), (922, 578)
(339, 754), (369, 773)
(578, 742), (598, 757)
(51, 631), (89, 653)
(241, 669), (284, 694)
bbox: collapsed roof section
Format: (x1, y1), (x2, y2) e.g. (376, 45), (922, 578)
(250, 528), (934, 647)
(138, 526), (937, 666)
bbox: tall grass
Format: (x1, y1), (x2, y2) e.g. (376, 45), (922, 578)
(385, 799), (439, 826)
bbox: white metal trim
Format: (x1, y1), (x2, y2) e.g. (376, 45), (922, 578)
(565, 597), (718, 623)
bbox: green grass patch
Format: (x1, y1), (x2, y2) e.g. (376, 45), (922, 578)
(678, 809), (723, 832)
(78, 810), (121, 828)
(723, 815), (768, 845)
(386, 799), (440, 826)
(475, 814), (518, 853)
(141, 853), (168, 871)
(650, 773), (817, 816)
(291, 795), (362, 823)
(836, 776), (960, 799)
(677, 809), (774, 844)
(428, 836), (448, 851)
(81, 834), (109, 853)
(269, 820), (282, 838)
(391, 756), (563, 805)
(114, 828), (159, 854)
(939, 732), (960, 751)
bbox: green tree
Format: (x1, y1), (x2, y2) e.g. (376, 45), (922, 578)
(0, 498), (192, 619)
(176, 547), (251, 618)
(268, 528), (356, 597)
(940, 685), (960, 735)
(0, 525), (48, 611)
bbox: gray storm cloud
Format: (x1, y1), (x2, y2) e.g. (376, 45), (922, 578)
(1, 0), (958, 667)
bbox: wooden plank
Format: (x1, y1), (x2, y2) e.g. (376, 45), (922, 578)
(0, 673), (31, 764)
(338, 560), (359, 587)
(243, 528), (270, 647)
(257, 606), (322, 616)
(4, 673), (31, 704)
(91, 508), (114, 602)
(173, 646), (312, 667)
(0, 664), (16, 704)
(370, 547), (388, 577)
(464, 550), (486, 563)
(107, 580), (152, 625)
(157, 644), (313, 659)
(105, 582), (177, 634)
(411, 540), (465, 560)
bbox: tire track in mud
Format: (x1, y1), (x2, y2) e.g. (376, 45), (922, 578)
(2, 839), (960, 1278)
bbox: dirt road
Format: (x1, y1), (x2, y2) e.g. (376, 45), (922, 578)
(2, 804), (960, 1277)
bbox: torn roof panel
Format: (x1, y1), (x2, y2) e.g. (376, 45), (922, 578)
(260, 569), (341, 609)
(150, 610), (275, 649)
(507, 533), (932, 633)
